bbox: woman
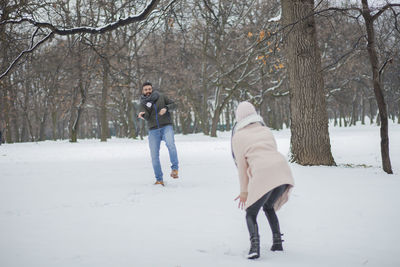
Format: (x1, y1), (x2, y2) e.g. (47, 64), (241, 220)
(231, 101), (294, 259)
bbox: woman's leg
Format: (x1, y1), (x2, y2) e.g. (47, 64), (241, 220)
(245, 193), (271, 259)
(262, 184), (289, 251)
(262, 184), (288, 233)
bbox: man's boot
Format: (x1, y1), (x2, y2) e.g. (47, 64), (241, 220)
(271, 233), (284, 251)
(170, 169), (179, 179)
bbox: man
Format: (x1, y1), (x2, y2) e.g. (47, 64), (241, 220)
(138, 82), (179, 186)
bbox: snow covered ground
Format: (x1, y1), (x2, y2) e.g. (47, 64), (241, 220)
(1, 124), (399, 267)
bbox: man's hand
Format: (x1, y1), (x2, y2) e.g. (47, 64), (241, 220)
(159, 108), (167, 116)
(234, 194), (247, 210)
(138, 112), (146, 120)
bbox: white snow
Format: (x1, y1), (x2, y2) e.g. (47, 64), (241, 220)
(1, 123), (400, 267)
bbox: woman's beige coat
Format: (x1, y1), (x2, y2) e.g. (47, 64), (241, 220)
(232, 123), (294, 210)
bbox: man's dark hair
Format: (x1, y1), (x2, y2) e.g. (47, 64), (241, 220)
(142, 81), (152, 88)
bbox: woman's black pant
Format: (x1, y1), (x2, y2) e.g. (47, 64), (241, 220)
(245, 184), (289, 238)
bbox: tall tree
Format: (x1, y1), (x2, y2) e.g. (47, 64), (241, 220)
(360, 0), (396, 174)
(281, 0), (336, 165)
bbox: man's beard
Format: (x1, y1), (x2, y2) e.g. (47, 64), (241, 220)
(145, 92), (151, 97)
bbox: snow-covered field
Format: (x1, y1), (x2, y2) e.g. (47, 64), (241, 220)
(1, 124), (399, 267)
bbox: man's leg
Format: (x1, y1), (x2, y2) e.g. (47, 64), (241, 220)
(148, 129), (163, 181)
(162, 125), (179, 171)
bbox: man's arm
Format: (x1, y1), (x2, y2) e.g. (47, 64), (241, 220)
(138, 105), (150, 120)
(164, 95), (176, 111)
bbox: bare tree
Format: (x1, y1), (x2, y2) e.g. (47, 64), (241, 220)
(359, 0), (398, 174)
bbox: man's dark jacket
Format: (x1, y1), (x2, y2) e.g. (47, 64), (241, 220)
(139, 91), (176, 130)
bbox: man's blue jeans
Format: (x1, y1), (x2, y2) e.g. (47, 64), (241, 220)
(148, 125), (179, 181)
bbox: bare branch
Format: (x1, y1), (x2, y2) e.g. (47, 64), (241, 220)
(322, 34), (367, 72)
(372, 4), (400, 21)
(30, 27), (39, 48)
(202, 0), (219, 22)
(0, 0), (180, 80)
(379, 57), (393, 82)
(0, 31), (54, 80)
(0, 0), (162, 35)
(391, 5), (400, 34)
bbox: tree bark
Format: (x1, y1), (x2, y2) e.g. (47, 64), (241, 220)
(100, 57), (110, 142)
(281, 0), (335, 165)
(398, 99), (400, 124)
(39, 113), (47, 141)
(351, 89), (358, 126)
(225, 103), (231, 131)
(210, 89), (235, 137)
(361, 95), (366, 125)
(70, 47), (86, 143)
(10, 87), (20, 142)
(368, 97), (375, 124)
(2, 86), (12, 143)
(0, 5), (12, 143)
(51, 109), (57, 140)
(361, 0), (393, 174)
(210, 106), (222, 137)
(70, 2), (86, 143)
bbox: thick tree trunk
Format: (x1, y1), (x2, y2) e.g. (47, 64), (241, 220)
(69, 85), (79, 142)
(351, 90), (357, 126)
(2, 79), (13, 143)
(100, 58), (110, 142)
(127, 100), (136, 138)
(333, 108), (338, 126)
(276, 100), (283, 130)
(201, 31), (210, 136)
(3, 92), (12, 143)
(39, 113), (47, 141)
(398, 99), (400, 124)
(361, 0), (393, 174)
(210, 90), (235, 137)
(0, 5), (11, 143)
(20, 119), (28, 142)
(51, 109), (57, 140)
(281, 0), (335, 165)
(368, 97), (375, 124)
(10, 94), (19, 142)
(210, 107), (221, 137)
(361, 95), (366, 125)
(70, 79), (86, 142)
(225, 103), (231, 131)
(180, 111), (192, 135)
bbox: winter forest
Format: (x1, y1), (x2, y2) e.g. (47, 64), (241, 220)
(1, 0), (399, 139)
(1, 0), (400, 266)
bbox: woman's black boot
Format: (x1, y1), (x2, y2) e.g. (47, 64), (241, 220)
(246, 212), (260, 259)
(247, 235), (260, 259)
(271, 233), (284, 251)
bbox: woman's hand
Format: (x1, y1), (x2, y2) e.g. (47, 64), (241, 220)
(234, 194), (247, 210)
